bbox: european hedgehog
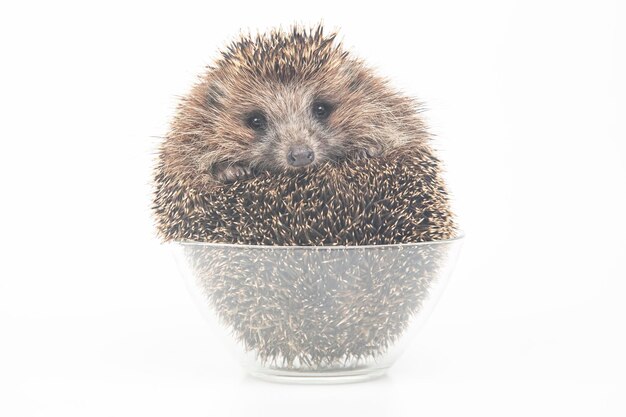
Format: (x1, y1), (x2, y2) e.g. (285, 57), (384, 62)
(154, 25), (456, 245)
(157, 25), (431, 187)
(155, 26), (459, 369)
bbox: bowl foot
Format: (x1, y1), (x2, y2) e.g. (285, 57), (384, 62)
(248, 367), (389, 385)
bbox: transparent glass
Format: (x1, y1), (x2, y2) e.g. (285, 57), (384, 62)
(172, 236), (463, 384)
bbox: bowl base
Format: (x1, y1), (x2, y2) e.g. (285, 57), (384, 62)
(248, 367), (389, 385)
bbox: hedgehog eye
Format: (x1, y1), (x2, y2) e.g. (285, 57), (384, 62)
(246, 112), (267, 132)
(312, 101), (333, 121)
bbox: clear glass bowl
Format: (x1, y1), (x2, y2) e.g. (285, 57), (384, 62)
(172, 236), (463, 384)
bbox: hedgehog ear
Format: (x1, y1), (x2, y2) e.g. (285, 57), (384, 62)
(206, 82), (225, 107)
(348, 74), (363, 93)
(341, 65), (367, 93)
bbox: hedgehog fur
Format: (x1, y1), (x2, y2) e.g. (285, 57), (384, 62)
(154, 148), (456, 245)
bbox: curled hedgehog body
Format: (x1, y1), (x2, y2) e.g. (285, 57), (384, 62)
(155, 149), (455, 245)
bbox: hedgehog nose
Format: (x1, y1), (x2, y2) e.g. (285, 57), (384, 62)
(287, 146), (315, 167)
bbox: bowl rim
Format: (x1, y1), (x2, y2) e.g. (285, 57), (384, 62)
(172, 232), (464, 250)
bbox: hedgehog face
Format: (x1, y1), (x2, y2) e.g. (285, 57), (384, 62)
(222, 81), (350, 171)
(199, 63), (399, 177)
(165, 26), (426, 185)
(242, 95), (335, 169)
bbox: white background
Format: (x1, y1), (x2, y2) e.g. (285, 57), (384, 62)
(1, 0), (625, 416)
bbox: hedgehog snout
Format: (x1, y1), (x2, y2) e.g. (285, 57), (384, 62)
(287, 145), (315, 167)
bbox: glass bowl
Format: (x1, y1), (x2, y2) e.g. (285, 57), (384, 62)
(172, 236), (463, 384)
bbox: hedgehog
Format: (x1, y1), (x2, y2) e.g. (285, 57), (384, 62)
(154, 25), (456, 245)
(153, 25), (459, 372)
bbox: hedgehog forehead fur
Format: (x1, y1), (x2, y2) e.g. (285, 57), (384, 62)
(219, 26), (346, 82)
(161, 25), (429, 188)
